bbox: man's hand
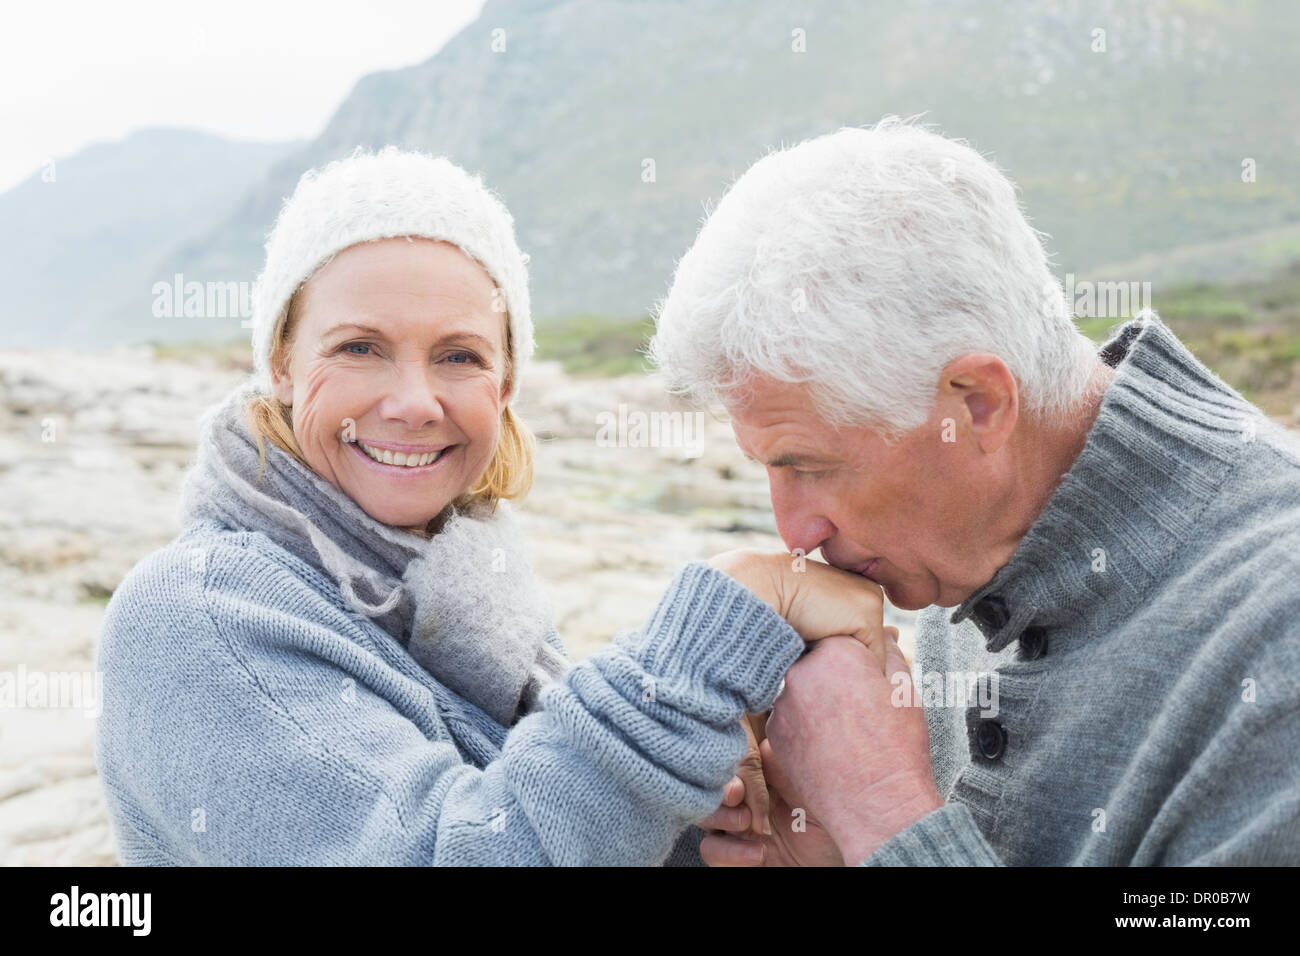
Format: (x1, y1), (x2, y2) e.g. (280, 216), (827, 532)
(697, 627), (899, 866)
(700, 735), (845, 866)
(765, 631), (944, 866)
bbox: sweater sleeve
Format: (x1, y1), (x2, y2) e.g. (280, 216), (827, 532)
(96, 541), (804, 866)
(858, 801), (1004, 866)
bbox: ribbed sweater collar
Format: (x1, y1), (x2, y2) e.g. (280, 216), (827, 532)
(949, 313), (1254, 651)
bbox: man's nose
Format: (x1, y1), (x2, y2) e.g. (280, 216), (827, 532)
(769, 474), (835, 557)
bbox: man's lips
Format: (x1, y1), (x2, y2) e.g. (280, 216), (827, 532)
(853, 558), (881, 580)
(823, 553), (881, 580)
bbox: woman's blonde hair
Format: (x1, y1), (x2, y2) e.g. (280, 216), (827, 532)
(245, 285), (535, 535)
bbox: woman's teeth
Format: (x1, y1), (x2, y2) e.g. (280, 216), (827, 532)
(356, 441), (445, 467)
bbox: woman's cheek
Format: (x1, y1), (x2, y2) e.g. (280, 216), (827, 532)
(295, 365), (356, 458)
(448, 385), (503, 475)
(315, 362), (376, 412)
(451, 372), (506, 423)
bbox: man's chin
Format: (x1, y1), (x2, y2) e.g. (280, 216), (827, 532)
(877, 579), (930, 612)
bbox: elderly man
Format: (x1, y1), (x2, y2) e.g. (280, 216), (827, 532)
(650, 117), (1300, 866)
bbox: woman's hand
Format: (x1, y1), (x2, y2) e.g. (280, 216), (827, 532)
(708, 548), (890, 672)
(699, 712), (771, 839)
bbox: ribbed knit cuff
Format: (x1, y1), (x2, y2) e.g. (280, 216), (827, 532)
(623, 561), (805, 716)
(661, 825), (708, 867)
(858, 801), (1003, 866)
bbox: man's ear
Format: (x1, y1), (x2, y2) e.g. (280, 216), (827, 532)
(939, 353), (1018, 453)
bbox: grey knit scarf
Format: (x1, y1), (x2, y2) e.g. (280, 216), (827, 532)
(177, 382), (570, 726)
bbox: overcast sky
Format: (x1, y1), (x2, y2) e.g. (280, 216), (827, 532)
(0, 0), (487, 193)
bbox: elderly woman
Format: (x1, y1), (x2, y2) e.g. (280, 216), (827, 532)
(94, 146), (890, 866)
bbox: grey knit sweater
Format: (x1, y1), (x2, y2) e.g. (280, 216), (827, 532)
(863, 313), (1300, 865)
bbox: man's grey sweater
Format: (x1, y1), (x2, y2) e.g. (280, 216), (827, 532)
(864, 313), (1300, 865)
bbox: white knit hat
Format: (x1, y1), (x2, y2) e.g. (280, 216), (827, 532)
(249, 145), (533, 403)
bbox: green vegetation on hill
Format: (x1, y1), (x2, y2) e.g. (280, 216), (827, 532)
(1076, 263), (1300, 418)
(534, 314), (657, 378)
(150, 339), (256, 373)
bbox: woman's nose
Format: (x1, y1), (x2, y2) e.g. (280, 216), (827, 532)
(380, 360), (448, 428)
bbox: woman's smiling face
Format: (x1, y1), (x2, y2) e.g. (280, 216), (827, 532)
(270, 237), (510, 529)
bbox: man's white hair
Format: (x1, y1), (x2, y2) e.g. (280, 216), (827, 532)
(648, 116), (1100, 445)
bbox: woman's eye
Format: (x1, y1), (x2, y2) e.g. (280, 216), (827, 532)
(341, 342), (372, 356)
(444, 351), (481, 366)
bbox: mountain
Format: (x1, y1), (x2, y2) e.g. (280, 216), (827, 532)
(6, 0), (1299, 348)
(0, 128), (301, 347)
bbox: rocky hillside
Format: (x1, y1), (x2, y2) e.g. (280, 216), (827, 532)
(5, 0), (1299, 349)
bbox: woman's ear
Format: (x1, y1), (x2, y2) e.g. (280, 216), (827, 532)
(271, 352), (294, 407)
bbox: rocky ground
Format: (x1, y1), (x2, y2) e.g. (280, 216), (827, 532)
(0, 346), (917, 866)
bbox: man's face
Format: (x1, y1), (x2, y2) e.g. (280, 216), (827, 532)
(726, 373), (1013, 611)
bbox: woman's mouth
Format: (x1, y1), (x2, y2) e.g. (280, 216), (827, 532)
(347, 439), (454, 474)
